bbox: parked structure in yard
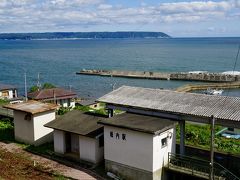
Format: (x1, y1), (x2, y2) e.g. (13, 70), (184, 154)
(76, 99), (101, 109)
(0, 83), (18, 99)
(4, 100), (58, 146)
(45, 110), (105, 164)
(98, 113), (176, 180)
(27, 88), (77, 108)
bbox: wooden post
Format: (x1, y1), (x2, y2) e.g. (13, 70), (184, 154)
(210, 115), (215, 180)
(180, 120), (185, 155)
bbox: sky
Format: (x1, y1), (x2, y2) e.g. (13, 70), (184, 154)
(0, 0), (239, 37)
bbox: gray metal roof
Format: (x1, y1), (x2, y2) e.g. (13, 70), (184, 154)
(98, 86), (240, 122)
(45, 110), (104, 137)
(98, 113), (177, 135)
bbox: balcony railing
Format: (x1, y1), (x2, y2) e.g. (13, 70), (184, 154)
(167, 152), (239, 180)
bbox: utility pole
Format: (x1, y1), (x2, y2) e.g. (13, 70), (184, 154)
(210, 115), (215, 180)
(24, 72), (28, 101)
(69, 85), (72, 92)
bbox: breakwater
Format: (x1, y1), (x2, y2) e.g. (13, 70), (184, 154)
(176, 82), (240, 92)
(77, 69), (240, 82)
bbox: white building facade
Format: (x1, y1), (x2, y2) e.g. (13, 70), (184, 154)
(53, 130), (104, 164)
(98, 113), (176, 180)
(4, 100), (58, 146)
(45, 110), (105, 164)
(0, 84), (18, 99)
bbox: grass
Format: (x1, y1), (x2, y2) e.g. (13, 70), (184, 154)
(176, 123), (240, 155)
(0, 99), (9, 106)
(24, 143), (55, 156)
(0, 118), (14, 142)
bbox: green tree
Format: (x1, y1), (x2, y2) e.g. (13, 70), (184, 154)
(29, 85), (39, 92)
(29, 83), (56, 93)
(42, 83), (55, 89)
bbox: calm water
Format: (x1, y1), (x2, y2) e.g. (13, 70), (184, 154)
(0, 37), (240, 98)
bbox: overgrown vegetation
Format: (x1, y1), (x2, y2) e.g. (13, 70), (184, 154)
(57, 107), (72, 115)
(176, 123), (240, 154)
(24, 143), (55, 157)
(0, 118), (14, 141)
(74, 105), (107, 116)
(0, 99), (9, 105)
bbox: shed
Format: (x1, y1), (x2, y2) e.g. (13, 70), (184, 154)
(98, 113), (177, 180)
(45, 110), (105, 164)
(77, 99), (100, 109)
(4, 100), (58, 146)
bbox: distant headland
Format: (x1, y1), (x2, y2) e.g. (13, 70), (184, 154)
(0, 31), (170, 40)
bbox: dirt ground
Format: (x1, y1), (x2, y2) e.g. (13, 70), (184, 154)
(0, 142), (103, 180)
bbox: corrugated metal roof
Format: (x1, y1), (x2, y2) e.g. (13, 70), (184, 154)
(98, 86), (240, 121)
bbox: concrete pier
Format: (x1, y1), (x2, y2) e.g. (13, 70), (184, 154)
(77, 69), (240, 83)
(176, 82), (240, 92)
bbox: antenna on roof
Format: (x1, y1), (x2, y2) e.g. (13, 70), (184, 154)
(24, 72), (28, 101)
(37, 72), (41, 90)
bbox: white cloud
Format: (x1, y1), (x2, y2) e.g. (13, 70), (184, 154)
(0, 0), (239, 34)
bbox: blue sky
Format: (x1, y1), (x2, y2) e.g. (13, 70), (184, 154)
(0, 0), (239, 37)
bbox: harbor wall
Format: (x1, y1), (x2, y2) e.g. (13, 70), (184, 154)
(77, 69), (240, 83)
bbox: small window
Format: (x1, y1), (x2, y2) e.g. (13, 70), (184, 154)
(228, 128), (234, 131)
(99, 135), (104, 147)
(161, 137), (168, 148)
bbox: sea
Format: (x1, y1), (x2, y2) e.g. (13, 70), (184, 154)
(0, 37), (240, 99)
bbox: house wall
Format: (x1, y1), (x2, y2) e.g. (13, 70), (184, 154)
(33, 110), (55, 145)
(57, 99), (75, 108)
(153, 128), (175, 171)
(53, 130), (66, 154)
(95, 136), (104, 163)
(0, 89), (13, 99)
(14, 111), (34, 144)
(104, 126), (154, 172)
(104, 126), (176, 180)
(79, 135), (103, 164)
(152, 128), (175, 179)
(52, 131), (103, 164)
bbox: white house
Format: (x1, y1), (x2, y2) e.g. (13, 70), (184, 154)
(27, 88), (77, 108)
(98, 113), (177, 180)
(4, 100), (58, 146)
(45, 110), (105, 164)
(0, 83), (18, 99)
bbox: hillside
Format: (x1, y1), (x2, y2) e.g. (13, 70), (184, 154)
(0, 31), (170, 40)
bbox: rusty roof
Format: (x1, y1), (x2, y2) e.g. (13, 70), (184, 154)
(27, 88), (77, 100)
(98, 86), (240, 122)
(4, 100), (58, 114)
